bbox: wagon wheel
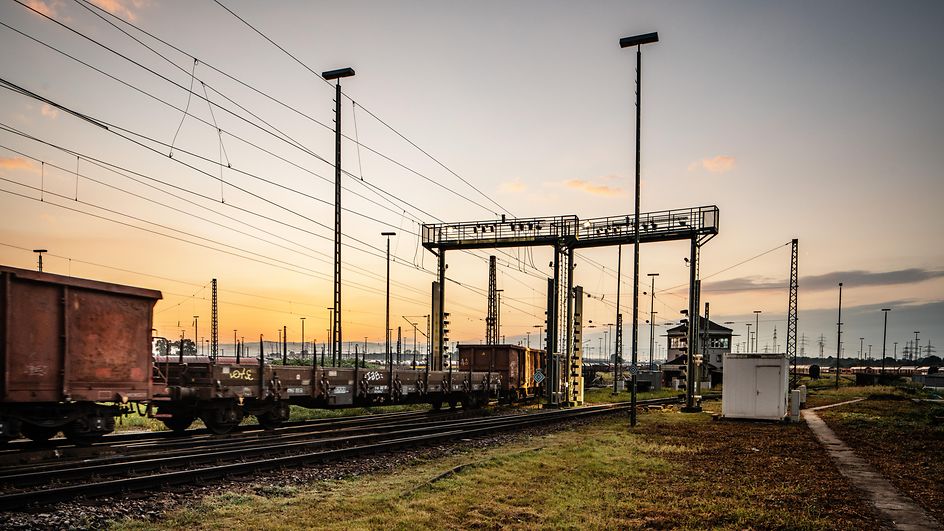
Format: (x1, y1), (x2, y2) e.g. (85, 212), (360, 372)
(257, 402), (291, 430)
(63, 425), (104, 447)
(161, 414), (196, 433)
(200, 406), (244, 435)
(23, 423), (60, 442)
(21, 423), (59, 443)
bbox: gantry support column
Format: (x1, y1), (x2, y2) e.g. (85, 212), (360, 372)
(683, 237), (702, 412)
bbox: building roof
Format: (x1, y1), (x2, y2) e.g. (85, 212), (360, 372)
(666, 317), (732, 336)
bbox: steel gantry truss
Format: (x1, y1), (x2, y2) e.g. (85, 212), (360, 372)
(422, 205), (719, 407)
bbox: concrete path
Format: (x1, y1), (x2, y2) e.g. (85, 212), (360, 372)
(803, 402), (941, 530)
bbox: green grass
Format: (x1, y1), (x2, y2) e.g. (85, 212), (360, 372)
(111, 407), (879, 530)
(287, 403), (429, 422)
(582, 386), (682, 404)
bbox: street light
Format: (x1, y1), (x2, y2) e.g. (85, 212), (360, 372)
(753, 310), (762, 352)
(33, 249), (47, 272)
(881, 308), (891, 375)
(647, 273), (659, 371)
(300, 317), (306, 358)
(836, 282), (843, 388)
(326, 307), (335, 365)
(382, 231), (396, 371)
(620, 30), (659, 428)
(322, 66), (355, 370)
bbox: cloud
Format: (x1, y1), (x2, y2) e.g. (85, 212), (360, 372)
(25, 0), (55, 16)
(90, 0), (149, 21)
(0, 157), (38, 172)
(499, 179), (526, 193)
(702, 268), (944, 293)
(563, 179), (624, 197)
(689, 155), (736, 174)
(40, 104), (58, 119)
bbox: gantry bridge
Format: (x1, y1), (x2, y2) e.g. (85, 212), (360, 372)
(421, 205), (718, 251)
(421, 205), (719, 406)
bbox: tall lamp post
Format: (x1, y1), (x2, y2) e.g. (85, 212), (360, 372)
(33, 249), (47, 272)
(753, 310), (762, 352)
(382, 232), (396, 369)
(322, 66), (355, 371)
(326, 307), (334, 365)
(835, 282), (843, 388)
(620, 30), (659, 427)
(647, 273), (659, 372)
(300, 317), (306, 359)
(881, 308), (891, 375)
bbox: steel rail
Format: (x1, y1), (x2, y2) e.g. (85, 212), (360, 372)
(0, 397), (689, 509)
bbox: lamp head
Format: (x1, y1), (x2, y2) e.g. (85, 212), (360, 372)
(619, 32), (659, 48)
(322, 67), (355, 80)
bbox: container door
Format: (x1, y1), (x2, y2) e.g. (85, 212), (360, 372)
(754, 365), (782, 418)
(5, 281), (63, 402)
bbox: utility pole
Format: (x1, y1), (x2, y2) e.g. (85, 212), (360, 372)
(648, 273), (659, 372)
(753, 310), (762, 353)
(321, 66), (354, 371)
(300, 317), (306, 359)
(835, 282), (843, 388)
(211, 279), (218, 361)
(33, 249), (47, 272)
(914, 331), (920, 362)
(619, 30), (659, 428)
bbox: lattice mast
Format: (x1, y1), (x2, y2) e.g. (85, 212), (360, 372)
(486, 256), (497, 345)
(211, 278), (218, 361)
(787, 238), (799, 386)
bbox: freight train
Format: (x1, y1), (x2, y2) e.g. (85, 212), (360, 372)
(0, 265), (544, 444)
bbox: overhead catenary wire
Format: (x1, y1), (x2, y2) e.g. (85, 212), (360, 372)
(3, 2), (604, 322)
(0, 22), (550, 305)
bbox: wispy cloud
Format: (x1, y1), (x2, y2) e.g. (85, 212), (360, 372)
(702, 268), (944, 293)
(90, 0), (149, 21)
(25, 0), (56, 16)
(563, 178), (624, 197)
(689, 155), (736, 174)
(40, 103), (58, 119)
(0, 157), (38, 172)
(499, 179), (526, 193)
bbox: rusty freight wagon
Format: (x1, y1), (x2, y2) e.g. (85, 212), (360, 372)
(457, 344), (545, 401)
(0, 265), (161, 444)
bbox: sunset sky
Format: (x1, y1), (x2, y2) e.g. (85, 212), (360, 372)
(1, 0), (941, 360)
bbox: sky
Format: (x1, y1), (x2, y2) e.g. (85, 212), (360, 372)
(0, 0), (942, 361)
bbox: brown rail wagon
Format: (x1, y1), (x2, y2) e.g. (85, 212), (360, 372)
(0, 265), (161, 443)
(457, 344), (545, 401)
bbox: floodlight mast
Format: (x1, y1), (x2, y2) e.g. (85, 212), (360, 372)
(321, 66), (355, 367)
(619, 31), (659, 427)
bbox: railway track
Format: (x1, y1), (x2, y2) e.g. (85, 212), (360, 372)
(0, 408), (447, 466)
(0, 397), (686, 509)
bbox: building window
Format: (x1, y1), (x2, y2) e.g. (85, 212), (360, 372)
(708, 337), (730, 349)
(670, 336), (687, 349)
